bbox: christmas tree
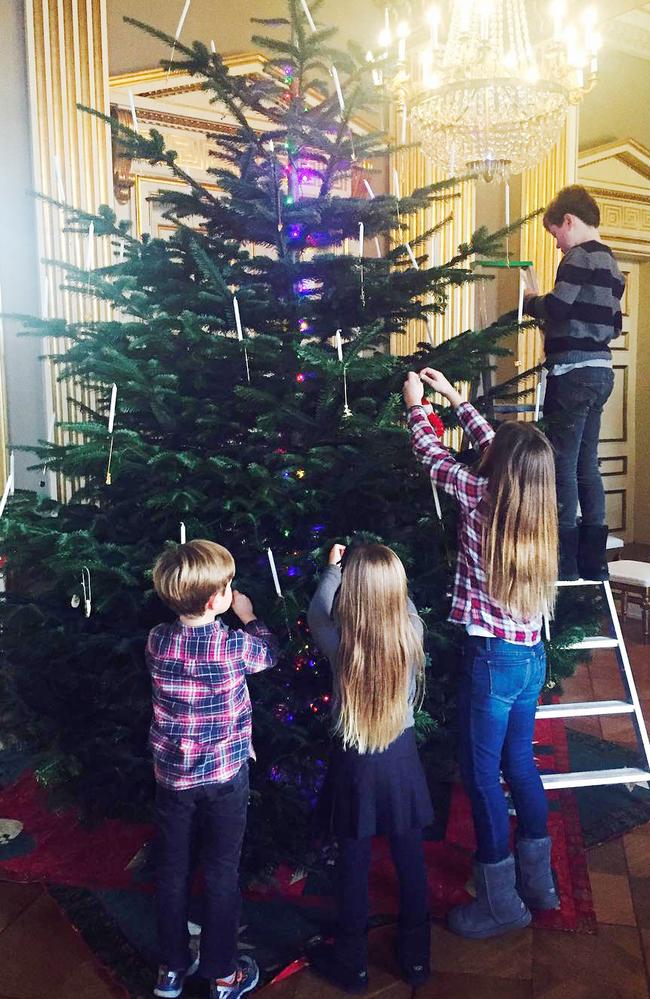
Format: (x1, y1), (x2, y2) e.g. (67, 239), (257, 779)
(0, 1), (588, 877)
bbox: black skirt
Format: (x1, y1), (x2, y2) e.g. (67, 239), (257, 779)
(317, 727), (434, 840)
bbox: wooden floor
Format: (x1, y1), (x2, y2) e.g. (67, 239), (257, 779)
(1, 578), (650, 997)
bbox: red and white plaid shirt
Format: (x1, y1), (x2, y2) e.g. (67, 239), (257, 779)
(408, 402), (542, 645)
(146, 617), (278, 790)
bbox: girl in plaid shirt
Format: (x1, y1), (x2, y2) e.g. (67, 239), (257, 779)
(404, 368), (560, 941)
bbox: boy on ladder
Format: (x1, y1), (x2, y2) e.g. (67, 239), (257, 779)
(523, 185), (625, 581)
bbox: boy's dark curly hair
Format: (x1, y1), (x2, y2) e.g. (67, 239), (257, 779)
(543, 184), (600, 228)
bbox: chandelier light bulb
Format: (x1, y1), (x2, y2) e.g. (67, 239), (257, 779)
(378, 28), (391, 48)
(581, 5), (598, 29)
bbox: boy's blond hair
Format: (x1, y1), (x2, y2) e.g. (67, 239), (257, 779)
(152, 539), (235, 616)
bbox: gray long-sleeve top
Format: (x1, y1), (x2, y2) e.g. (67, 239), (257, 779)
(307, 565), (423, 730)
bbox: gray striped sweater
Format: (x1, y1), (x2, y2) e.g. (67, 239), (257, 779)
(524, 240), (625, 367)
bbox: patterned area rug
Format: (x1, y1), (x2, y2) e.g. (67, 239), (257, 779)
(0, 716), (605, 996)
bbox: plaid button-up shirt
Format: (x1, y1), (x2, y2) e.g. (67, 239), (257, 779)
(408, 401), (542, 645)
(146, 617), (278, 790)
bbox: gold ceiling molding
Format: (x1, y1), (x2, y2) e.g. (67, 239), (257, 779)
(130, 108), (239, 136)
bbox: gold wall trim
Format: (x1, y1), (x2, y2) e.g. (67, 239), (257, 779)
(518, 110), (578, 395)
(25, 0), (113, 499)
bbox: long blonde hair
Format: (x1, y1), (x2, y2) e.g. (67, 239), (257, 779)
(334, 544), (425, 754)
(478, 421), (558, 620)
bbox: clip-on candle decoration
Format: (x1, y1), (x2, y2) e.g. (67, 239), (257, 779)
(233, 295), (251, 383)
(40, 412), (56, 488)
(0, 471), (12, 519)
(180, 521), (187, 544)
(393, 168), (401, 232)
(504, 181), (510, 263)
(105, 382), (117, 485)
(300, 0), (317, 32)
(331, 65), (345, 113)
(82, 566), (92, 618)
(168, 0), (191, 75)
(405, 243), (419, 270)
(267, 140), (283, 233)
(53, 155), (66, 203)
(335, 330), (352, 418)
(267, 547), (292, 637)
(358, 222), (365, 307)
(128, 91), (139, 133)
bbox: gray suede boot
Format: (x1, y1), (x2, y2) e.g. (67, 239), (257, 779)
(515, 836), (560, 911)
(447, 855), (531, 939)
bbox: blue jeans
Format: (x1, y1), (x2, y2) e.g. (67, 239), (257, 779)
(543, 366), (614, 528)
(458, 637), (548, 864)
(155, 763), (249, 978)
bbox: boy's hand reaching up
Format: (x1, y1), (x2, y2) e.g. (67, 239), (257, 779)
(232, 589), (257, 626)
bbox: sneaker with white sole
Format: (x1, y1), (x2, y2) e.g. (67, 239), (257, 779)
(153, 956), (200, 998)
(209, 956), (260, 999)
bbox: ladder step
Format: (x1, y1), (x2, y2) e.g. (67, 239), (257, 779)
(537, 700), (635, 719)
(541, 767), (650, 790)
(565, 636), (619, 650)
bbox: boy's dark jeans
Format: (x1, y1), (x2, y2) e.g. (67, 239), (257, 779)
(155, 762), (249, 978)
(543, 366), (614, 529)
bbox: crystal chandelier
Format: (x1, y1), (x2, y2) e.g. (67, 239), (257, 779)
(370, 1), (600, 181)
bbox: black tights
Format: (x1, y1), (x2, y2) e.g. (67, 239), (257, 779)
(336, 829), (429, 935)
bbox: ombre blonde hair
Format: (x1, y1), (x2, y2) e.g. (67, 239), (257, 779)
(152, 539), (235, 616)
(477, 421), (558, 620)
(334, 544), (425, 754)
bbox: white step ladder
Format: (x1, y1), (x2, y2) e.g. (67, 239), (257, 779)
(537, 579), (650, 791)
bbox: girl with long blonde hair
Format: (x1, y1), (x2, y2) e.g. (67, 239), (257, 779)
(307, 542), (433, 992)
(403, 367), (560, 941)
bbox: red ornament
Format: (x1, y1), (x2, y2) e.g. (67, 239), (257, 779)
(422, 397), (445, 437)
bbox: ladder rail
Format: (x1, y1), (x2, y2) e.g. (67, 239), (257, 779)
(602, 580), (650, 771)
(539, 578), (650, 790)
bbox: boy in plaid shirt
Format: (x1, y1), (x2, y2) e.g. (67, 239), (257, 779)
(148, 539), (278, 999)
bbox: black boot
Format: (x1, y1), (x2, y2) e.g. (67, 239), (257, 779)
(308, 932), (369, 994)
(558, 526), (580, 581)
(397, 918), (431, 986)
(577, 524), (609, 581)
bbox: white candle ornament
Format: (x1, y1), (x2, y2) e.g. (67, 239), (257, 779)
(331, 65), (345, 112)
(175, 0), (191, 40)
(53, 155), (65, 202)
(393, 169), (401, 200)
(210, 39), (216, 53)
(335, 330), (343, 362)
(432, 481), (442, 520)
(107, 383), (117, 435)
(233, 295), (243, 340)
(84, 221), (94, 271)
(180, 521), (187, 544)
(267, 547), (283, 598)
(358, 223), (364, 256)
(300, 0), (317, 32)
(363, 179), (375, 199)
(128, 91), (139, 132)
(517, 269), (525, 324)
(9, 452), (15, 496)
(374, 236), (382, 258)
(0, 474), (12, 518)
(82, 566), (92, 618)
(405, 242), (419, 269)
